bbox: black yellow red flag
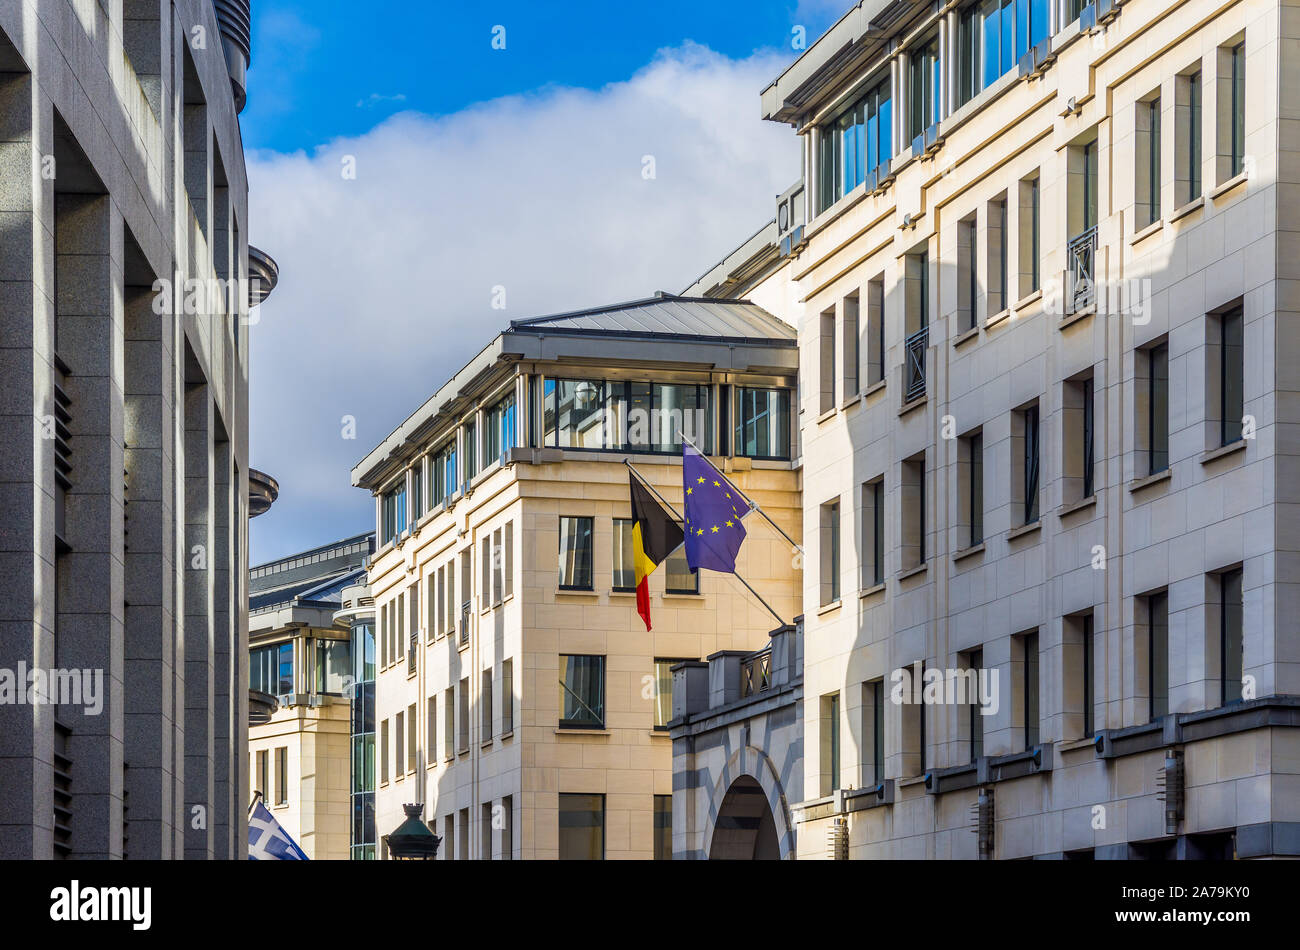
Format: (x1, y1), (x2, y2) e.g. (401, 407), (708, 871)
(628, 473), (685, 631)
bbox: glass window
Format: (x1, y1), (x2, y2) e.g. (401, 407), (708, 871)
(1220, 307), (1244, 446)
(612, 518), (636, 591)
(380, 484), (406, 544)
(817, 76), (892, 212)
(430, 440), (456, 506)
(909, 39), (940, 140)
(1220, 569), (1244, 705)
(1148, 343), (1169, 474)
(652, 384), (710, 454)
(558, 793), (605, 860)
(545, 378), (605, 448)
(1148, 591), (1169, 721)
(463, 420), (477, 484)
(487, 391), (515, 464)
(558, 516), (594, 590)
(559, 654), (605, 729)
(315, 639), (349, 695)
(653, 659), (679, 729)
(664, 546), (697, 594)
(654, 794), (672, 860)
(734, 388), (790, 459)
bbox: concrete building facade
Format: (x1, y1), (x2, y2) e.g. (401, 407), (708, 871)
(353, 295), (803, 859)
(0, 0), (271, 859)
(689, 0), (1300, 858)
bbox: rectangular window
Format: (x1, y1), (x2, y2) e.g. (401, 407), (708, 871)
(988, 196), (1007, 316)
(1022, 404), (1040, 524)
(458, 677), (470, 752)
(734, 388), (791, 459)
(962, 431), (983, 547)
(653, 794), (672, 860)
(866, 275), (885, 386)
(380, 720), (389, 784)
(1145, 590), (1169, 721)
(429, 439), (456, 507)
(410, 461), (423, 521)
(250, 641), (295, 696)
(1138, 95), (1162, 228)
(444, 689), (454, 760)
(1177, 69), (1202, 204)
(406, 703), (417, 772)
(501, 795), (514, 860)
(501, 658), (514, 734)
(463, 419), (478, 484)
(908, 38), (940, 142)
(481, 803), (493, 860)
(1018, 173), (1040, 297)
(902, 454), (926, 570)
(820, 498), (841, 605)
(843, 292), (860, 396)
(862, 478), (885, 587)
(559, 654), (605, 729)
(612, 518), (635, 591)
(492, 526), (504, 605)
(864, 679), (885, 786)
(430, 569), (441, 639)
(459, 550), (471, 643)
(903, 251), (928, 401)
(487, 391), (516, 464)
(380, 483), (407, 545)
(1229, 42), (1245, 177)
(819, 308), (836, 414)
(966, 649), (984, 762)
(1082, 376), (1095, 498)
(275, 746), (288, 804)
(443, 815), (454, 861)
(1219, 568), (1244, 705)
(394, 710), (404, 780)
(1082, 613), (1095, 738)
(395, 593), (405, 663)
(664, 546), (697, 595)
(558, 516), (594, 590)
(558, 793), (605, 860)
(1023, 632), (1039, 748)
(958, 213), (977, 333)
(504, 521), (514, 599)
(817, 75), (892, 212)
(1147, 342), (1169, 474)
(820, 692), (841, 795)
(426, 696), (436, 767)
(481, 668), (494, 741)
(650, 657), (681, 732)
(1218, 306), (1244, 446)
(458, 808), (469, 860)
(256, 749), (268, 798)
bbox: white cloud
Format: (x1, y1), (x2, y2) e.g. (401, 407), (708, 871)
(246, 43), (799, 563)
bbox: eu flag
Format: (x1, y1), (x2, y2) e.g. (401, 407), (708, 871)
(682, 442), (746, 573)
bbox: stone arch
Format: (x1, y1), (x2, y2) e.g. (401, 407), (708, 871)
(702, 744), (796, 859)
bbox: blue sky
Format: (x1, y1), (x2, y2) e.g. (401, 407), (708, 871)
(243, 1), (843, 152)
(244, 1), (845, 564)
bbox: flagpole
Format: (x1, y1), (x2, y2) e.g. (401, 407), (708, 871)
(678, 434), (804, 555)
(249, 790), (263, 817)
(623, 459), (787, 628)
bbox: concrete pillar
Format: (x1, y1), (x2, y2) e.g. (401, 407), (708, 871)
(183, 379), (214, 858)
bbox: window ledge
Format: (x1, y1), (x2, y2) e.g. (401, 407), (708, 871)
(1130, 218), (1163, 245)
(480, 738), (494, 749)
(662, 592), (703, 600)
(609, 590), (637, 598)
(1058, 494), (1097, 518)
(649, 729), (672, 738)
(499, 729), (514, 741)
(897, 563), (928, 582)
(1058, 305), (1094, 330)
(816, 599), (842, 617)
(554, 727), (610, 736)
(1013, 288), (1042, 312)
(952, 542), (985, 563)
(817, 407), (837, 425)
(984, 308), (1011, 330)
(1128, 468), (1172, 492)
(1006, 520), (1042, 542)
(556, 588), (599, 599)
(1058, 736), (1099, 753)
(1200, 440), (1246, 465)
(953, 324), (980, 348)
(457, 746), (470, 757)
(859, 582), (886, 599)
(897, 774), (928, 789)
(1210, 171), (1249, 201)
(861, 378), (887, 400)
(898, 394), (927, 417)
(1169, 195), (1204, 223)
(840, 393), (862, 411)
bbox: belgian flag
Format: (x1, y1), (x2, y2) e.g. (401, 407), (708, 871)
(629, 473), (685, 632)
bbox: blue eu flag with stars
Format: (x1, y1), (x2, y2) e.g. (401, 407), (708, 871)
(682, 441), (747, 573)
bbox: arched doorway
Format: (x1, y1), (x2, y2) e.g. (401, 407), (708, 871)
(708, 776), (780, 860)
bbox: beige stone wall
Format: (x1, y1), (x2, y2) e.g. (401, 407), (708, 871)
(371, 436), (801, 859)
(743, 0), (1296, 857)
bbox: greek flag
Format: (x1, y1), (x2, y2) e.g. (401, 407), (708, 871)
(248, 798), (309, 860)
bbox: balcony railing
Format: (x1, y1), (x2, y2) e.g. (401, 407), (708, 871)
(740, 647), (772, 698)
(460, 601), (471, 645)
(408, 632), (417, 675)
(904, 326), (929, 402)
(1067, 226), (1098, 312)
